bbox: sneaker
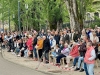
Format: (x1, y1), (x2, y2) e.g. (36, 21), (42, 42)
(11, 50), (13, 52)
(70, 66), (75, 68)
(79, 68), (84, 72)
(74, 67), (80, 71)
(65, 65), (69, 68)
(17, 55), (20, 57)
(12, 52), (16, 55)
(55, 63), (61, 66)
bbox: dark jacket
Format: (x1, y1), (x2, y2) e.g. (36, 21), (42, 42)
(94, 44), (98, 59)
(62, 34), (70, 44)
(73, 33), (80, 42)
(82, 40), (92, 57)
(54, 35), (60, 45)
(33, 37), (37, 47)
(79, 43), (86, 57)
(43, 38), (51, 53)
(57, 44), (64, 55)
(23, 43), (27, 50)
(19, 42), (23, 49)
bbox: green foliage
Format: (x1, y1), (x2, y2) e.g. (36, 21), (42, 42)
(0, 0), (99, 31)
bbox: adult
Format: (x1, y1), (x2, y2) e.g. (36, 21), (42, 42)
(42, 36), (51, 63)
(96, 28), (100, 42)
(50, 36), (56, 49)
(33, 34), (38, 61)
(55, 43), (70, 66)
(36, 36), (44, 60)
(73, 31), (80, 42)
(62, 30), (70, 44)
(82, 35), (92, 75)
(84, 42), (96, 75)
(54, 31), (60, 45)
(65, 42), (79, 68)
(26, 35), (33, 58)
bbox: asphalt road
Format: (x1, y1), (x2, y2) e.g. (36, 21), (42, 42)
(0, 50), (50, 75)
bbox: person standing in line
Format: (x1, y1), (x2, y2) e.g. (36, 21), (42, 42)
(84, 42), (96, 75)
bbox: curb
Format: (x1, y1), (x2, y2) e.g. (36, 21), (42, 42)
(1, 49), (54, 75)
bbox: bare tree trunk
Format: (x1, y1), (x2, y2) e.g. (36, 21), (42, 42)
(66, 0), (83, 32)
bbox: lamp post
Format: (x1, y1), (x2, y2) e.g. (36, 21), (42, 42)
(8, 8), (10, 32)
(25, 4), (28, 30)
(18, 1), (21, 32)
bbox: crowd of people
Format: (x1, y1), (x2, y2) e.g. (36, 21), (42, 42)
(0, 27), (100, 75)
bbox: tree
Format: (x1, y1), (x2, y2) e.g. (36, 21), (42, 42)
(65, 0), (93, 32)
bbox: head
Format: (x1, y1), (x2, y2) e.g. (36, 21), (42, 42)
(75, 31), (78, 34)
(83, 35), (88, 42)
(43, 36), (46, 40)
(71, 30), (74, 33)
(47, 31), (51, 35)
(64, 43), (68, 48)
(37, 36), (41, 40)
(41, 29), (44, 33)
(86, 42), (92, 49)
(63, 30), (67, 35)
(50, 36), (54, 40)
(60, 40), (64, 45)
(79, 39), (83, 45)
(55, 31), (58, 35)
(28, 35), (32, 38)
(92, 43), (97, 48)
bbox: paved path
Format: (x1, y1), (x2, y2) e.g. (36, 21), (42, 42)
(0, 51), (51, 75)
(1, 49), (100, 75)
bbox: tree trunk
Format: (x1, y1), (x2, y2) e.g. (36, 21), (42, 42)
(66, 0), (84, 32)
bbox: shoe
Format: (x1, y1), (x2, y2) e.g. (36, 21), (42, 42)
(55, 63), (61, 66)
(65, 65), (69, 68)
(74, 68), (80, 71)
(17, 55), (20, 57)
(70, 66), (75, 69)
(45, 61), (49, 64)
(12, 52), (16, 55)
(80, 68), (84, 72)
(33, 58), (38, 61)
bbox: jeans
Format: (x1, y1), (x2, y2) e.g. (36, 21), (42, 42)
(77, 57), (84, 69)
(56, 54), (66, 63)
(86, 64), (94, 75)
(33, 48), (37, 58)
(84, 63), (89, 75)
(15, 48), (20, 55)
(24, 49), (28, 57)
(73, 56), (79, 66)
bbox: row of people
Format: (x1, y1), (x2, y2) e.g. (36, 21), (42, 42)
(0, 27), (100, 75)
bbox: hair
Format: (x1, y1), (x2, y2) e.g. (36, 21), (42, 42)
(87, 42), (92, 46)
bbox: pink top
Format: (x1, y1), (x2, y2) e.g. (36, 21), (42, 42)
(84, 46), (95, 64)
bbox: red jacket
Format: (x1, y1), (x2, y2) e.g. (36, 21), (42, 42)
(27, 38), (33, 50)
(70, 45), (79, 57)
